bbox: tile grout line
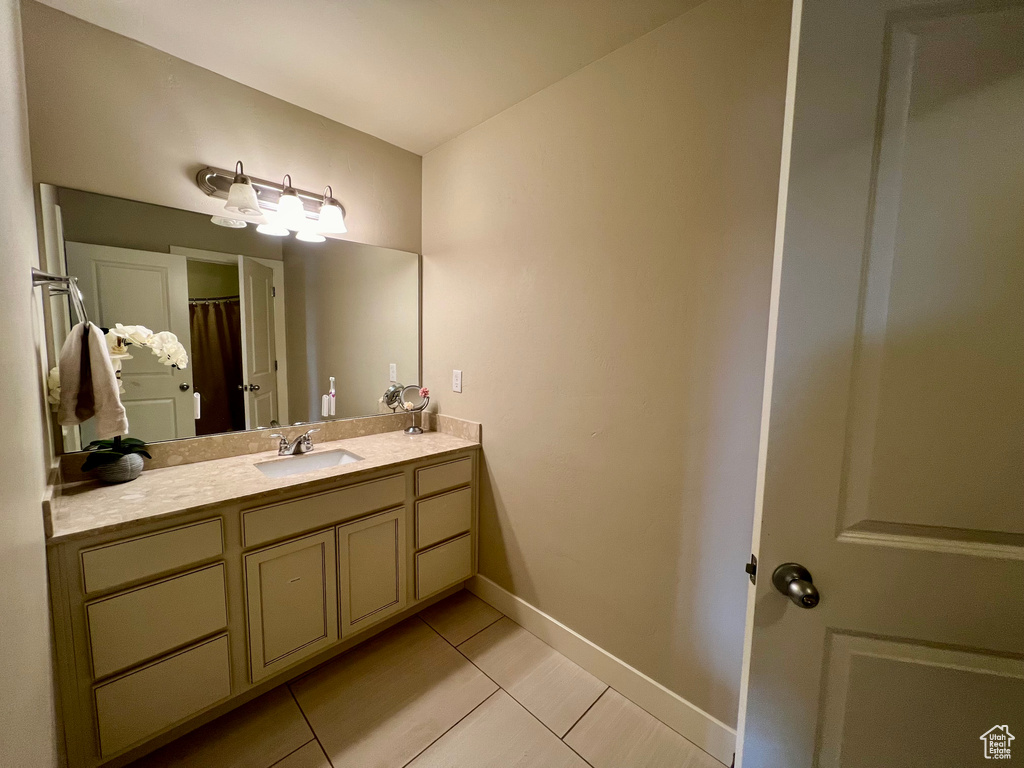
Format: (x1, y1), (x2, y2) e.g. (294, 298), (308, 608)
(561, 685), (609, 741)
(464, 591), (726, 764)
(266, 737), (318, 768)
(441, 612), (503, 647)
(398, 688), (503, 768)
(451, 642), (597, 768)
(286, 683), (336, 768)
(582, 684), (729, 768)
(418, 615), (597, 767)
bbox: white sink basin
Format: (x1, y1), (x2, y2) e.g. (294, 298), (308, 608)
(255, 449), (363, 478)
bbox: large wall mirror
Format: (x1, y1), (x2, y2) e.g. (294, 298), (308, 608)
(45, 186), (420, 452)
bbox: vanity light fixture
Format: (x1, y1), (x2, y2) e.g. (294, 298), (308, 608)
(317, 186), (348, 234)
(210, 215), (247, 228)
(256, 220), (289, 236)
(296, 228), (326, 243)
(223, 161), (262, 216)
(196, 165), (348, 242)
(276, 175), (308, 231)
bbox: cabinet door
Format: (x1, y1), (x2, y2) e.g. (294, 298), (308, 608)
(245, 530), (338, 682)
(337, 509), (407, 637)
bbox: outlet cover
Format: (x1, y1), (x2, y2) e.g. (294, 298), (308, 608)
(452, 369), (463, 393)
(389, 363), (397, 382)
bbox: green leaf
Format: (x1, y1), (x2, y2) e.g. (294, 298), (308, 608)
(82, 451), (124, 471)
(85, 439), (117, 452)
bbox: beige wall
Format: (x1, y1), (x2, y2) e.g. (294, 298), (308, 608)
(284, 239), (419, 423)
(20, 0), (422, 254)
(0, 0), (57, 764)
(186, 261), (239, 300)
(422, 0), (789, 726)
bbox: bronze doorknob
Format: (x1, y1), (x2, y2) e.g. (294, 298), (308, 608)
(772, 563), (820, 608)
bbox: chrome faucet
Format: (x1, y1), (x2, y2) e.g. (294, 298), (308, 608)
(269, 428), (320, 456)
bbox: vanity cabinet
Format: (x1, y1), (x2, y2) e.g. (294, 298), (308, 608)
(93, 635), (231, 758)
(87, 563), (227, 678)
(412, 458), (475, 599)
(244, 530), (338, 682)
(337, 508), (407, 636)
(415, 534), (473, 599)
(47, 446), (478, 768)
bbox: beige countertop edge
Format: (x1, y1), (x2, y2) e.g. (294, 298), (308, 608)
(47, 430), (480, 545)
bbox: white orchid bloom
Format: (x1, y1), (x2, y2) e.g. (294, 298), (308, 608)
(47, 367), (61, 408)
(110, 324), (187, 368)
(147, 333), (180, 365)
(171, 346), (189, 370)
(104, 330), (134, 360)
(152, 340), (188, 369)
(113, 323), (154, 347)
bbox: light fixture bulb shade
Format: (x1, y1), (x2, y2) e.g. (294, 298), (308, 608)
(296, 228), (326, 243)
(277, 191), (307, 231)
(256, 220), (289, 236)
(317, 200), (347, 234)
(225, 179), (262, 215)
(211, 215), (247, 229)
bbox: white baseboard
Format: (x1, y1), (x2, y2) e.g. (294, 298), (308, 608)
(466, 575), (737, 766)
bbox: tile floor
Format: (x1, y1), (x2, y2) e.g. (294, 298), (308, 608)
(128, 590), (725, 768)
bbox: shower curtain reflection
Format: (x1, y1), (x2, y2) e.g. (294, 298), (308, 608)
(188, 297), (245, 435)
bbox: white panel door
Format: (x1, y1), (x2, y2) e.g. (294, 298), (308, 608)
(739, 2), (1024, 767)
(239, 256), (278, 429)
(65, 242), (194, 443)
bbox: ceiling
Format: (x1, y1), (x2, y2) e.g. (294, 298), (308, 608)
(35, 0), (701, 155)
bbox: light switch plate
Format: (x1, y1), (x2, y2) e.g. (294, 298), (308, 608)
(452, 369), (463, 393)
(389, 363), (397, 382)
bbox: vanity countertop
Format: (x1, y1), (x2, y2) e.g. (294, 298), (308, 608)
(47, 430), (479, 543)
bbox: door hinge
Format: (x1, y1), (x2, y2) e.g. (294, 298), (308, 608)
(272, 286), (276, 297)
(745, 554), (757, 584)
(274, 359), (279, 371)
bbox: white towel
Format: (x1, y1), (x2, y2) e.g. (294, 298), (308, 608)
(57, 322), (129, 439)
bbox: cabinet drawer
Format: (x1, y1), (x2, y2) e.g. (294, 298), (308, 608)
(245, 530), (338, 682)
(416, 456), (473, 497)
(416, 534), (473, 599)
(87, 564), (227, 679)
(243, 474), (405, 547)
(80, 519), (223, 594)
(94, 634), (231, 757)
(416, 488), (472, 549)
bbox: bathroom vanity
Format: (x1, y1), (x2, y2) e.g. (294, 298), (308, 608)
(45, 429), (480, 768)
